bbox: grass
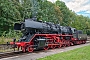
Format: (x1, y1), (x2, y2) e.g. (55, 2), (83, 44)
(0, 37), (13, 44)
(38, 45), (90, 60)
(0, 37), (20, 44)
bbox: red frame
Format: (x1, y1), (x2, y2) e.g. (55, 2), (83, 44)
(10, 34), (87, 52)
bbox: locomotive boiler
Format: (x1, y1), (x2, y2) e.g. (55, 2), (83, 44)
(10, 18), (87, 52)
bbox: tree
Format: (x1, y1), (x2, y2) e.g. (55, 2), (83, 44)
(0, 0), (22, 35)
(55, 0), (73, 26)
(37, 1), (63, 24)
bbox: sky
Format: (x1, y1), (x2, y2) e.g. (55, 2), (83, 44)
(47, 0), (90, 17)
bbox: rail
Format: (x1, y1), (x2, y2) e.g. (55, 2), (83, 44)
(0, 44), (14, 53)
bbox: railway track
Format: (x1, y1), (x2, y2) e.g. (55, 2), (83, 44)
(0, 41), (90, 59)
(0, 51), (27, 59)
(0, 49), (46, 59)
(0, 44), (13, 53)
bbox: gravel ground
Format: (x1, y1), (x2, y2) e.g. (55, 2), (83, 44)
(1, 43), (90, 60)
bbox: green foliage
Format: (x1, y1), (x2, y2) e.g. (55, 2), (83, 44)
(38, 45), (90, 60)
(0, 0), (22, 36)
(2, 30), (22, 38)
(86, 29), (90, 35)
(55, 0), (71, 26)
(37, 1), (63, 24)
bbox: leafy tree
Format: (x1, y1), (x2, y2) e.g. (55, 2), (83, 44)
(38, 1), (63, 24)
(0, 0), (22, 35)
(55, 0), (71, 26)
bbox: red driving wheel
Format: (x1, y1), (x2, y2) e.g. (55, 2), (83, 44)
(27, 46), (34, 52)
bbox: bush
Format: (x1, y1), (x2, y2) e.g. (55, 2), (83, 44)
(1, 30), (22, 38)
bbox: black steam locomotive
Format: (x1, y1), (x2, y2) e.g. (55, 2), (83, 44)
(10, 18), (87, 52)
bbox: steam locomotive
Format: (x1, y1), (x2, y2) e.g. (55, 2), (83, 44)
(10, 18), (87, 52)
